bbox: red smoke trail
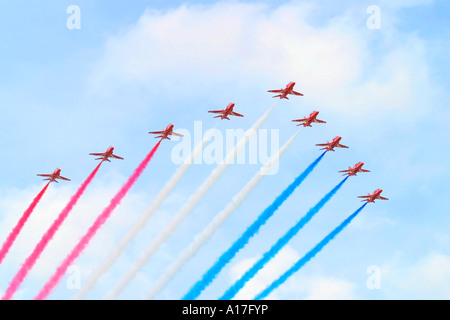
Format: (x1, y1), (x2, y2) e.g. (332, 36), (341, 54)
(0, 183), (50, 265)
(35, 141), (161, 300)
(2, 162), (102, 300)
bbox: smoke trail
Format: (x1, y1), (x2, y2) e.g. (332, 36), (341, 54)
(255, 202), (368, 300)
(0, 183), (50, 265)
(34, 141), (161, 300)
(145, 129), (301, 299)
(183, 151), (327, 300)
(74, 126), (216, 300)
(221, 176), (349, 300)
(2, 163), (103, 300)
(105, 102), (277, 300)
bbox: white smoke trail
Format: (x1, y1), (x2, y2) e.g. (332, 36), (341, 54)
(145, 129), (300, 299)
(73, 124), (217, 300)
(105, 102), (277, 299)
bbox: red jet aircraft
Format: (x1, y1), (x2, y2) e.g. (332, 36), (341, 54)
(208, 103), (244, 120)
(292, 111), (326, 127)
(89, 147), (124, 162)
(358, 189), (388, 203)
(149, 124), (184, 140)
(268, 82), (304, 99)
(316, 136), (349, 152)
(339, 162), (370, 176)
(37, 169), (71, 183)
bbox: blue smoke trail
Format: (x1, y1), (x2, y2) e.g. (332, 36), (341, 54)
(254, 202), (368, 300)
(220, 176), (349, 300)
(183, 151), (327, 300)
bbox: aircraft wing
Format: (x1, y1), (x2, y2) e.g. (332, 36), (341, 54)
(231, 111), (244, 117)
(208, 110), (225, 114)
(89, 152), (106, 156)
(148, 130), (165, 134)
(314, 119), (326, 123)
(378, 196), (389, 200)
(315, 143), (331, 147)
(111, 154), (124, 160)
(267, 89), (284, 93)
(360, 169), (371, 172)
(292, 119), (307, 123)
(172, 132), (184, 137)
(59, 176), (71, 181)
(337, 143), (349, 148)
(357, 195), (371, 198)
(338, 169), (351, 173)
(37, 174), (52, 177)
(292, 90), (304, 96)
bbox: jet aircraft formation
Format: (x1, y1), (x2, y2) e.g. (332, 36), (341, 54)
(38, 81), (386, 203)
(5, 80), (390, 302)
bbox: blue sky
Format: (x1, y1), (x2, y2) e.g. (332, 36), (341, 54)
(0, 0), (449, 300)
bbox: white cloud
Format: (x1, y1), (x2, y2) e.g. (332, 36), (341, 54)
(382, 252), (450, 299)
(302, 276), (357, 300)
(228, 245), (357, 299)
(88, 1), (435, 121)
(0, 172), (147, 285)
(229, 245), (300, 299)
